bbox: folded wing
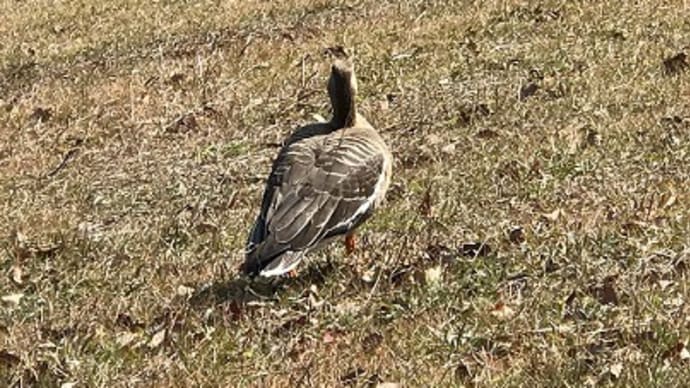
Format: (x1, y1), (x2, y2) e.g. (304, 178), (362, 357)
(244, 133), (385, 276)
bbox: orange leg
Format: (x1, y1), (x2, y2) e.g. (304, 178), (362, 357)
(287, 269), (298, 278)
(345, 233), (356, 255)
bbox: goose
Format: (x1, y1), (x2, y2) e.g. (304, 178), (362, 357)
(241, 58), (392, 277)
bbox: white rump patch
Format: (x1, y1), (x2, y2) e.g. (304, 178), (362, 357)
(259, 255), (304, 277)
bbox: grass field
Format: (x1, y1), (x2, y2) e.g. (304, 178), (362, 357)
(2, 0), (690, 386)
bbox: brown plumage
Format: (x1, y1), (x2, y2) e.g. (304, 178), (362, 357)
(242, 59), (392, 277)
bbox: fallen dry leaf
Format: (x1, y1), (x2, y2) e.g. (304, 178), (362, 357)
(662, 341), (689, 361)
(609, 363), (623, 379)
(376, 383), (401, 388)
(663, 52), (687, 76)
(541, 208), (561, 222)
(378, 98), (390, 111)
(460, 242), (492, 257)
(176, 285), (195, 297)
(475, 129), (499, 139)
(322, 331), (337, 344)
(335, 300), (361, 316)
(590, 277), (619, 305)
(166, 113), (198, 133)
(10, 265), (24, 285)
(681, 346), (690, 361)
(361, 332), (384, 352)
(658, 280), (674, 290)
(663, 192), (677, 209)
(361, 269), (375, 283)
(491, 301), (516, 320)
(115, 313), (144, 331)
(508, 226), (525, 244)
(424, 266), (443, 289)
(519, 81), (539, 100)
(1, 293), (24, 305)
(425, 133), (443, 146)
(116, 332), (140, 348)
(30, 106), (52, 122)
(425, 244), (457, 263)
(0, 350), (21, 368)
(455, 359), (473, 382)
(169, 72), (185, 84)
(418, 184), (433, 217)
(340, 367), (367, 385)
(148, 329), (166, 349)
(441, 143), (456, 154)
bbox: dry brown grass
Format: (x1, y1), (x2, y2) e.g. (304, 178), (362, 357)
(2, 0), (690, 386)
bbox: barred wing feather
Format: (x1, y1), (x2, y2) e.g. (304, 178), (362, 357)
(244, 132), (385, 276)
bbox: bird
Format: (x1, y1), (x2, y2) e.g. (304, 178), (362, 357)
(241, 57), (392, 278)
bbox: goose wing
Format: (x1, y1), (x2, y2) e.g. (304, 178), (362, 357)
(244, 133), (386, 276)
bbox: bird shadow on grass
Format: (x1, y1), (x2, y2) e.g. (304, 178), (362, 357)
(188, 260), (339, 309)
